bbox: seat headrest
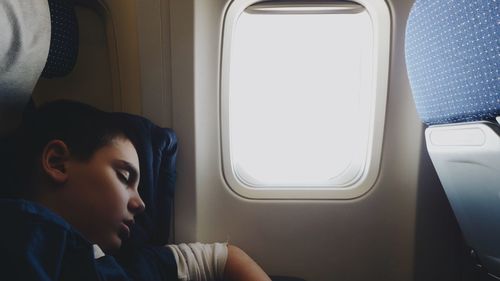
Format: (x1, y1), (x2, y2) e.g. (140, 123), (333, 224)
(405, 0), (499, 125)
(0, 0), (78, 133)
(42, 0), (79, 78)
(0, 1), (51, 134)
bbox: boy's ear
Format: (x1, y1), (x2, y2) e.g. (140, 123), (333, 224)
(41, 140), (71, 184)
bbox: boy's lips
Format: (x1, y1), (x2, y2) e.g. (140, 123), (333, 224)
(118, 222), (131, 240)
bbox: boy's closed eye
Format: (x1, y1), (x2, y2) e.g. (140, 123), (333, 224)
(116, 169), (130, 183)
(112, 160), (139, 186)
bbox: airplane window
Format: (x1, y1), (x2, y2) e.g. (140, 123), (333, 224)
(220, 0), (391, 199)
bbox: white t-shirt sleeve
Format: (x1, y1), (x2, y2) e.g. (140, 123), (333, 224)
(166, 242), (228, 281)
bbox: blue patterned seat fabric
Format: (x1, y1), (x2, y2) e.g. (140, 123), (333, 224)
(41, 0), (79, 78)
(405, 0), (499, 125)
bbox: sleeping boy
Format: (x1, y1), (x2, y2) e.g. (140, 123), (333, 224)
(0, 100), (271, 281)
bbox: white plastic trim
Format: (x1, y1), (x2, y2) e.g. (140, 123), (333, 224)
(219, 0), (391, 200)
(425, 122), (500, 277)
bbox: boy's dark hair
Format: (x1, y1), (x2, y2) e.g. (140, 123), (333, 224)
(9, 100), (132, 197)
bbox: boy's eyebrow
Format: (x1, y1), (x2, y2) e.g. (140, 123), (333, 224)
(113, 160), (139, 184)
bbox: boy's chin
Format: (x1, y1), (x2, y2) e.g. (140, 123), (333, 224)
(98, 235), (122, 254)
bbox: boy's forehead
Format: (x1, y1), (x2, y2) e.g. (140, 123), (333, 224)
(106, 139), (140, 171)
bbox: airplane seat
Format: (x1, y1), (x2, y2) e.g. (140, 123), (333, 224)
(405, 0), (500, 277)
(0, 0), (49, 133)
(41, 0), (79, 78)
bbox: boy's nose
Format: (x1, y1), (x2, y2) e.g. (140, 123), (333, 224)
(128, 192), (146, 215)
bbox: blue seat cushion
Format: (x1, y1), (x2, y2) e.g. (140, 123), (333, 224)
(42, 0), (79, 78)
(405, 0), (499, 125)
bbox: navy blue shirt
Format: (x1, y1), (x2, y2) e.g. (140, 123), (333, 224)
(0, 199), (177, 281)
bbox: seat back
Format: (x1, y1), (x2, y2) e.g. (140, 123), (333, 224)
(405, 0), (500, 277)
(0, 0), (79, 135)
(0, 0), (50, 134)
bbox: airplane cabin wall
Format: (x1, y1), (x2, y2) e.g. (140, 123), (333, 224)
(33, 0), (142, 115)
(167, 0), (466, 280)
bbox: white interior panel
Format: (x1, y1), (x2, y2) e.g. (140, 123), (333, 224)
(33, 6), (114, 111)
(33, 0), (142, 114)
(426, 122), (500, 278)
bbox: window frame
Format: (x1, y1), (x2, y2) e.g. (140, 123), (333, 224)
(219, 0), (391, 200)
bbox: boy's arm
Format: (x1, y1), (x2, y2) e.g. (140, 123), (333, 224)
(167, 242), (271, 281)
(224, 245), (272, 281)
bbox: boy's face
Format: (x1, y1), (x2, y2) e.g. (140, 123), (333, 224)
(60, 137), (144, 251)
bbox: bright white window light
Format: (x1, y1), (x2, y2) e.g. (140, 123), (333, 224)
(228, 6), (373, 187)
(221, 0), (391, 198)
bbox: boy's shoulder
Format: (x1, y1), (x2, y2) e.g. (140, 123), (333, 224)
(0, 198), (133, 281)
(0, 198), (73, 231)
(0, 198), (94, 261)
